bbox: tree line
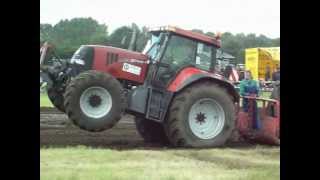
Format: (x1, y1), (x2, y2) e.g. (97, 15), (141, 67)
(40, 17), (280, 64)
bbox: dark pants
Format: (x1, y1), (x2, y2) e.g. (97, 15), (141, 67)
(243, 98), (261, 129)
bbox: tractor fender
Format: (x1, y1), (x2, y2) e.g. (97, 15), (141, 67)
(167, 68), (240, 103)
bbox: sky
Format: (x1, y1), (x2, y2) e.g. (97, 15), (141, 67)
(40, 0), (280, 38)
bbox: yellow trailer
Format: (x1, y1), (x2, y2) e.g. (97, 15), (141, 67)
(245, 47), (280, 80)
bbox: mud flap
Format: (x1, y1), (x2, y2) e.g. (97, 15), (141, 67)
(145, 87), (173, 123)
(127, 86), (149, 115)
(127, 85), (173, 123)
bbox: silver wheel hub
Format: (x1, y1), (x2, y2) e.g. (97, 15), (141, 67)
(188, 98), (225, 140)
(80, 86), (112, 119)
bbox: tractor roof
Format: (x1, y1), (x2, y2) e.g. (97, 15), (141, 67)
(149, 26), (221, 48)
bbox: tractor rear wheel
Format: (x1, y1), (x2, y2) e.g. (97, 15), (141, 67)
(134, 116), (169, 144)
(64, 70), (125, 132)
(47, 87), (65, 112)
(164, 81), (236, 148)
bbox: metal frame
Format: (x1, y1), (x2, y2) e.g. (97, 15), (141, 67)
(236, 96), (280, 145)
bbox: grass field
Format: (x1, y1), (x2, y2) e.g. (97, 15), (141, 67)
(40, 146), (279, 180)
(40, 93), (53, 107)
(40, 91), (278, 180)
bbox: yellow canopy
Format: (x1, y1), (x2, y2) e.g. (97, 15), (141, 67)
(260, 47), (280, 61)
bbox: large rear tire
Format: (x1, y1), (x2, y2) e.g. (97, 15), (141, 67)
(47, 87), (65, 112)
(134, 116), (169, 144)
(164, 81), (236, 148)
(64, 70), (125, 132)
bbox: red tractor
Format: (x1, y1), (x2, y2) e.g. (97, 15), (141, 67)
(41, 26), (277, 148)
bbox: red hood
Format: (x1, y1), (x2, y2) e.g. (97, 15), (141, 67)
(87, 45), (148, 61)
(90, 45), (149, 84)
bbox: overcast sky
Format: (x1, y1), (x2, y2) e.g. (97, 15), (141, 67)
(40, 0), (280, 38)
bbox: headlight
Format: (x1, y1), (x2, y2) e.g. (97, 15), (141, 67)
(70, 58), (85, 65)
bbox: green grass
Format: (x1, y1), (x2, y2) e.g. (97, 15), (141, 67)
(40, 93), (53, 107)
(40, 146), (279, 180)
(258, 91), (272, 107)
(261, 91), (271, 98)
(40, 90), (278, 180)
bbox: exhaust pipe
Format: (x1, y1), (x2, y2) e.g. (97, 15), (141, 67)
(40, 42), (50, 66)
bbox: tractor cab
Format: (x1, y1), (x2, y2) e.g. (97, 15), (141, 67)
(141, 26), (222, 87)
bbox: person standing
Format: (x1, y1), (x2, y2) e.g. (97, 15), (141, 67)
(265, 65), (271, 81)
(224, 65), (232, 79)
(229, 66), (239, 82)
(272, 66), (280, 81)
(239, 71), (261, 129)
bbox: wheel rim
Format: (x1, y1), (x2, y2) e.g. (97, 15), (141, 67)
(188, 98), (225, 140)
(80, 86), (112, 119)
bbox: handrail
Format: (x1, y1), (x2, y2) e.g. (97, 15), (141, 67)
(240, 96), (280, 118)
(240, 96), (278, 103)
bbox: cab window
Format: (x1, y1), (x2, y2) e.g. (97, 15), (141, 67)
(156, 35), (215, 86)
(161, 35), (197, 69)
(195, 43), (212, 71)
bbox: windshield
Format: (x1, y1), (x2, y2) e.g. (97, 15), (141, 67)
(142, 32), (164, 61)
(70, 46), (94, 69)
(71, 46), (87, 60)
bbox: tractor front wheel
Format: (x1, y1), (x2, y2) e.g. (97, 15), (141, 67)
(164, 81), (236, 148)
(64, 71), (125, 132)
(47, 87), (65, 112)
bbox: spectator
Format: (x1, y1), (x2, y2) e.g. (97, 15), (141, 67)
(265, 65), (271, 81)
(238, 68), (245, 81)
(224, 65), (233, 79)
(220, 67), (225, 76)
(229, 67), (239, 82)
(239, 71), (261, 130)
(272, 66), (280, 81)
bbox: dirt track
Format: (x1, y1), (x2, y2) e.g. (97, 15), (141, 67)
(40, 107), (167, 149)
(40, 107), (255, 149)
